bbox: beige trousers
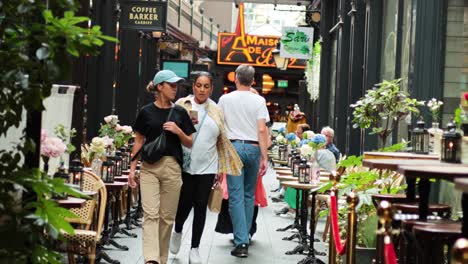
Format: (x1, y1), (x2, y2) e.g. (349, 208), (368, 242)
(140, 157), (182, 264)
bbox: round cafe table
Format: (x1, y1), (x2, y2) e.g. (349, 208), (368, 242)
(281, 181), (325, 264)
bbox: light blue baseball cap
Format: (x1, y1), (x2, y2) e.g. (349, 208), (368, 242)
(153, 70), (184, 85)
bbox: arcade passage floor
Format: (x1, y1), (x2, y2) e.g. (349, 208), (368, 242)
(105, 165), (329, 264)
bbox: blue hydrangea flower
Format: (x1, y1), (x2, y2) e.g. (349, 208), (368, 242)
(285, 133), (296, 142)
(311, 134), (326, 144)
(299, 139), (310, 147)
(278, 127), (286, 134)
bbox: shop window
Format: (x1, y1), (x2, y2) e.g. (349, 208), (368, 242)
(380, 0), (399, 81)
(442, 0), (468, 124)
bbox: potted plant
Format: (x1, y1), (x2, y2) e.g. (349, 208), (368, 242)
(319, 151), (406, 263)
(350, 78), (424, 147)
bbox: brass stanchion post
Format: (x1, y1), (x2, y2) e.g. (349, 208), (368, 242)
(377, 200), (394, 264)
(346, 191), (359, 264)
(451, 238), (468, 264)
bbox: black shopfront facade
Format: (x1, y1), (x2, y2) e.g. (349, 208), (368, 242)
(317, 0), (453, 156)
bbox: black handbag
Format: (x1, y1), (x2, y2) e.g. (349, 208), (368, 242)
(133, 107), (175, 164)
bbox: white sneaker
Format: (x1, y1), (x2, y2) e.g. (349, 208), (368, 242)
(169, 231), (182, 254)
(189, 248), (202, 264)
(279, 212), (295, 219)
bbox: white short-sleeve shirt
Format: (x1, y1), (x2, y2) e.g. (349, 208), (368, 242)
(218, 90), (270, 141)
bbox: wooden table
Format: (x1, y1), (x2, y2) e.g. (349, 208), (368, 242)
(277, 175), (297, 182)
(363, 151), (439, 160)
(277, 170), (293, 176)
(454, 178), (468, 237)
(363, 158), (446, 171)
(272, 159), (288, 165)
(398, 165), (468, 221)
(102, 181), (130, 251)
(281, 181), (324, 262)
(57, 197), (87, 209)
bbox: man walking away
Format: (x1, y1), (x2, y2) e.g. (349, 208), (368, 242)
(218, 64), (269, 258)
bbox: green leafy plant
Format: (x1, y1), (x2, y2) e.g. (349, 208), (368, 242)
(351, 79), (424, 146)
(0, 1), (116, 262)
(54, 124), (77, 154)
(319, 152), (405, 248)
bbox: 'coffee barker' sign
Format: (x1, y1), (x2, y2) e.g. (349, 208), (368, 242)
(121, 1), (167, 32)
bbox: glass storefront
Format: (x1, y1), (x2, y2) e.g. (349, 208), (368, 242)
(442, 0), (468, 124)
(380, 0), (399, 81)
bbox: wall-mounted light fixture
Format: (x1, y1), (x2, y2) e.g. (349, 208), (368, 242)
(272, 42), (289, 70)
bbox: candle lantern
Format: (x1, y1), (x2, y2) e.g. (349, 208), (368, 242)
(292, 156), (302, 177)
(54, 162), (70, 183)
(119, 147), (127, 170)
(113, 152), (123, 176)
(411, 119), (429, 154)
(303, 163), (311, 184)
(278, 145), (286, 161)
(53, 162), (69, 199)
(441, 120), (461, 163)
(287, 150), (298, 167)
(69, 159), (84, 190)
(101, 159), (115, 183)
(298, 158), (308, 183)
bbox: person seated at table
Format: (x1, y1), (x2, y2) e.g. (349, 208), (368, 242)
(295, 123), (310, 140)
(321, 126), (340, 163)
(277, 134), (336, 218)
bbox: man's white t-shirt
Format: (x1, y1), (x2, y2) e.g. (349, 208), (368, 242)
(183, 98), (220, 175)
(218, 90), (270, 141)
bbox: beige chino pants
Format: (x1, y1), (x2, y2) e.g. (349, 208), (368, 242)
(140, 156), (182, 264)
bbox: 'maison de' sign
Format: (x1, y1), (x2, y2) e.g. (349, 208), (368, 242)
(217, 33), (306, 69)
(121, 1), (167, 32)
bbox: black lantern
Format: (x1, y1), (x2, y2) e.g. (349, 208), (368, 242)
(441, 121), (461, 163)
(113, 152), (123, 176)
(53, 162), (70, 199)
(412, 119), (429, 154)
(298, 158), (308, 183)
(120, 147), (130, 171)
(101, 159), (115, 183)
(287, 150), (298, 167)
(303, 163), (311, 184)
(69, 159), (84, 190)
(292, 156), (302, 177)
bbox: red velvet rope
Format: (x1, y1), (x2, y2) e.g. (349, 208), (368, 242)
(384, 235), (398, 264)
(330, 192), (347, 255)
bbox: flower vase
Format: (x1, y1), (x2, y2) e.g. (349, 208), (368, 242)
(310, 152), (320, 185)
(42, 156), (50, 176)
(428, 122), (443, 156)
(92, 158), (103, 177)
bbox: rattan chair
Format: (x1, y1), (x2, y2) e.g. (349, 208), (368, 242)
(62, 170), (107, 264)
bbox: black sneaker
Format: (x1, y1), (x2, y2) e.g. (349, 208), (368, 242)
(231, 243), (248, 258)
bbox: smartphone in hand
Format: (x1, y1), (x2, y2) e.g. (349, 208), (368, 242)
(190, 110), (198, 123)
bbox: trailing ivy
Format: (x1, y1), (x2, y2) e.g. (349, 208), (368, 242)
(0, 1), (116, 263)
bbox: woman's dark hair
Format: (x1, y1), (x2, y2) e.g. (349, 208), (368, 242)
(299, 124), (310, 132)
(146, 80), (159, 97)
(192, 71), (213, 86)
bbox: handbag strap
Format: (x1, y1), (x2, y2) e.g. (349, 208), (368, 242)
(132, 105), (175, 162)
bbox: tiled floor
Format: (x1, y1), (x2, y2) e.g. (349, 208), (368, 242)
(105, 165), (329, 264)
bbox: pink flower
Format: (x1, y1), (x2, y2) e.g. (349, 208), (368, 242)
(121, 125), (133, 134)
(41, 129), (47, 143)
(116, 124), (123, 131)
(40, 137), (66, 158)
(104, 115), (119, 124)
(464, 92), (468, 101)
(102, 135), (114, 147)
